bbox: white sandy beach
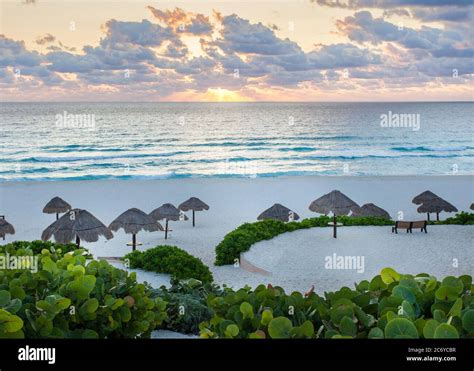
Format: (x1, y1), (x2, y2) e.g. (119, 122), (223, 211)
(0, 175), (473, 294)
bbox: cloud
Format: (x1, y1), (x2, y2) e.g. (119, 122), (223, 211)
(147, 6), (213, 35)
(214, 14), (303, 55)
(35, 33), (55, 45)
(0, 35), (42, 67)
(102, 19), (176, 47)
(337, 11), (469, 56)
(314, 0), (473, 9)
(315, 0), (474, 25)
(0, 7), (472, 100)
(411, 6), (474, 23)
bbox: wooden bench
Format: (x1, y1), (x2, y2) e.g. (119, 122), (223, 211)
(392, 221), (427, 234)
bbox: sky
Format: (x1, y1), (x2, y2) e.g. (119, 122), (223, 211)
(0, 0), (473, 102)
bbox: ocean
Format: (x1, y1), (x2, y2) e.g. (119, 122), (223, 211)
(0, 102), (473, 181)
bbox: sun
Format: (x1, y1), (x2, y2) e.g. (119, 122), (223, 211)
(206, 88), (248, 102)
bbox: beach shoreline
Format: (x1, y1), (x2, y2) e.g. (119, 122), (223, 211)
(1, 174), (473, 293)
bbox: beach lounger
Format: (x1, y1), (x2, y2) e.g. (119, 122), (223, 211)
(392, 221), (427, 234)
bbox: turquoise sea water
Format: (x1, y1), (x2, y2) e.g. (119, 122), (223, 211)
(0, 102), (473, 181)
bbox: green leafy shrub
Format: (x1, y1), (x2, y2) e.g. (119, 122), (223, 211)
(436, 212), (474, 225)
(150, 278), (222, 334)
(199, 268), (473, 339)
(1, 240), (91, 258)
(199, 283), (325, 339)
(0, 245), (167, 338)
(215, 216), (394, 265)
(124, 246), (213, 284)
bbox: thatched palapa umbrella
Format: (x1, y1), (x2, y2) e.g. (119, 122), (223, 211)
(412, 190), (457, 221)
(351, 203), (391, 220)
(0, 216), (15, 240)
(258, 203), (300, 222)
(179, 197), (209, 227)
(43, 196), (71, 220)
(412, 190), (439, 221)
(309, 190), (359, 238)
(109, 208), (163, 251)
(42, 208), (113, 247)
(416, 198), (458, 221)
(149, 203), (187, 239)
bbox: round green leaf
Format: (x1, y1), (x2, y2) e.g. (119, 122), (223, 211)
(83, 298), (99, 314)
(225, 324), (239, 338)
(369, 275), (387, 291)
(368, 327), (384, 339)
(268, 317), (293, 339)
(441, 277), (463, 294)
(297, 321), (314, 338)
(340, 316), (357, 338)
(462, 309), (474, 333)
(433, 323), (459, 339)
(435, 285), (459, 302)
(239, 302), (254, 319)
(330, 299), (354, 325)
(423, 319), (439, 339)
(381, 268), (400, 285)
(261, 309), (273, 326)
(385, 318), (419, 339)
(392, 286), (416, 304)
(0, 290), (11, 307)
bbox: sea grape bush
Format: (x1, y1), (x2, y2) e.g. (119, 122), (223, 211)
(1, 240), (90, 258)
(1, 240), (472, 340)
(124, 245), (213, 284)
(199, 268), (473, 339)
(199, 283), (325, 339)
(150, 278), (222, 334)
(0, 245), (167, 338)
(215, 216), (394, 265)
(436, 212), (474, 225)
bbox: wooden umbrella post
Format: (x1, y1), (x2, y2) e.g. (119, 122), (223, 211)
(75, 235), (80, 248)
(436, 212), (439, 221)
(56, 213), (59, 220)
(192, 210), (195, 227)
(333, 214), (337, 239)
(132, 233), (136, 251)
(165, 219), (169, 239)
(427, 213), (430, 221)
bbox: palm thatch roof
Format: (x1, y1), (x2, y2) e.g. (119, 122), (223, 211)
(258, 203), (300, 222)
(470, 203), (474, 210)
(149, 203), (188, 221)
(43, 196), (71, 214)
(309, 190), (359, 216)
(0, 218), (15, 238)
(412, 190), (440, 205)
(41, 209), (113, 244)
(109, 208), (163, 234)
(352, 203), (391, 219)
(179, 197), (209, 211)
(417, 198), (458, 214)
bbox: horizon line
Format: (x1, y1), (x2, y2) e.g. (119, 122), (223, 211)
(1, 100), (474, 104)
